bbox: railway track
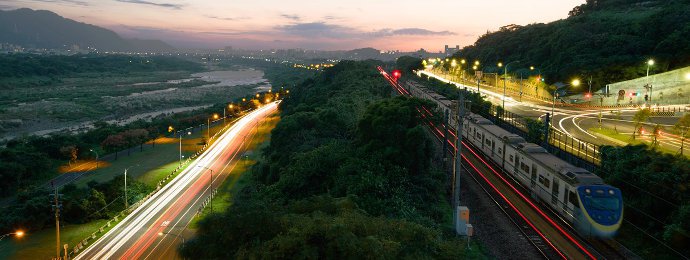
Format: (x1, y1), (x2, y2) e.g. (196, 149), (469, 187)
(378, 66), (634, 260)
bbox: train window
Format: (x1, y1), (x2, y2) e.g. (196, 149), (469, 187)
(520, 162), (530, 173)
(538, 175), (545, 184)
(531, 164), (537, 176)
(543, 179), (550, 188)
(498, 148), (503, 154)
(485, 139), (491, 146)
(568, 191), (579, 207)
(509, 155), (514, 162)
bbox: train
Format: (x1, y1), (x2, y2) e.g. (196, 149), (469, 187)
(460, 111), (623, 237)
(405, 79), (623, 237)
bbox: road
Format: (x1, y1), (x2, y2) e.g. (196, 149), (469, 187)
(419, 70), (687, 156)
(75, 101), (279, 260)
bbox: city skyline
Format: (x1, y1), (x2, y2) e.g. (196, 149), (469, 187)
(1, 0), (586, 51)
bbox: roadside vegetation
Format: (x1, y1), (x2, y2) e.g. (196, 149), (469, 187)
(181, 61), (486, 258)
(598, 144), (690, 259)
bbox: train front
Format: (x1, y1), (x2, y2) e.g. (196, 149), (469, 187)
(576, 185), (624, 237)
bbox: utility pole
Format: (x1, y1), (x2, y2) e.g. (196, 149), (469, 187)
(124, 168), (128, 209)
(454, 88), (468, 235)
(544, 113), (551, 149)
(442, 110), (449, 159)
(50, 184), (62, 260)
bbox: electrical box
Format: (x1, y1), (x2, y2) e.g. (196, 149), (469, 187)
(459, 206), (470, 222)
(466, 224), (474, 237)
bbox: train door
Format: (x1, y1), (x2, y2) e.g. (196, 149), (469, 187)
(514, 156), (520, 176)
(491, 140), (495, 157)
(529, 163), (536, 190)
(551, 178), (560, 207)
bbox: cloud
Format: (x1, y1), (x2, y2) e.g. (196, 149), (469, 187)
(116, 0), (182, 10)
(30, 0), (89, 6)
(205, 15), (249, 21)
(276, 22), (455, 40)
(280, 14), (301, 21)
(390, 28), (455, 36)
(276, 22), (355, 38)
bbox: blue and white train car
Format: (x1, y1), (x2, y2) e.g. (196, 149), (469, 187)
(462, 113), (623, 237)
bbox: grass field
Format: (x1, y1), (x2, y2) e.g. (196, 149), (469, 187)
(590, 127), (688, 157)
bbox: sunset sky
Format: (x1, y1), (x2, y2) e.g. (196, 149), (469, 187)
(2, 0), (586, 51)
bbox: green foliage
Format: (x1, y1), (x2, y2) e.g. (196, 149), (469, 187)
(598, 144), (690, 254)
(454, 0), (690, 90)
(525, 118), (545, 143)
(395, 56), (424, 74)
(632, 108), (651, 138)
(183, 61), (474, 258)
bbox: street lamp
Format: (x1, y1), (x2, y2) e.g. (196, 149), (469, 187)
(646, 59), (655, 103)
(208, 114), (219, 141)
(0, 230), (24, 241)
(120, 163), (141, 211)
(502, 61), (520, 110)
(197, 165), (214, 213)
(89, 149), (99, 169)
(530, 66), (542, 98)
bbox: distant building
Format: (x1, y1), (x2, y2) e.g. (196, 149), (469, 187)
(445, 45), (460, 56)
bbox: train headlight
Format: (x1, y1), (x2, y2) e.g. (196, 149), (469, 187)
(609, 190), (614, 195)
(585, 188), (591, 194)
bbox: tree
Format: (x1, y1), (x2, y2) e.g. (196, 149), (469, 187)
(525, 118), (545, 143)
(59, 145), (78, 166)
(121, 129), (149, 154)
(675, 114), (690, 155)
(101, 134), (126, 160)
(632, 108), (651, 139)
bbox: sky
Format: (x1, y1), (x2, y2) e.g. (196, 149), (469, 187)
(3, 0), (586, 51)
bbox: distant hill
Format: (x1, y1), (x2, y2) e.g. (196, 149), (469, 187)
(452, 0), (690, 91)
(0, 8), (174, 52)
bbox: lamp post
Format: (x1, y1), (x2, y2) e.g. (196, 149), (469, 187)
(207, 114), (219, 141)
(646, 59), (654, 104)
(473, 60), (480, 92)
(530, 66), (542, 98)
(501, 61), (520, 110)
(197, 165), (214, 213)
(0, 230), (24, 241)
(89, 149), (99, 169)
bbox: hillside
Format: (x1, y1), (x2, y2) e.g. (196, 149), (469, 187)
(0, 8), (174, 51)
(453, 0), (690, 92)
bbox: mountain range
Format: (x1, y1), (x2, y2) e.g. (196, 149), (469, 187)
(0, 8), (174, 52)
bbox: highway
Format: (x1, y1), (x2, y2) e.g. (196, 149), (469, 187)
(419, 70), (688, 156)
(74, 102), (279, 260)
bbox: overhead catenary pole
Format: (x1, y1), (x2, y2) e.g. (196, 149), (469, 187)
(453, 88), (467, 235)
(53, 186), (61, 260)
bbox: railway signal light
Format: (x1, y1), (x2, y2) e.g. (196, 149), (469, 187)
(392, 70), (401, 79)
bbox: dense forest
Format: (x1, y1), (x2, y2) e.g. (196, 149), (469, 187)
(452, 0), (690, 92)
(181, 61), (482, 258)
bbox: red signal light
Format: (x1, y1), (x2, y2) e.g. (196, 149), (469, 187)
(392, 70), (402, 79)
